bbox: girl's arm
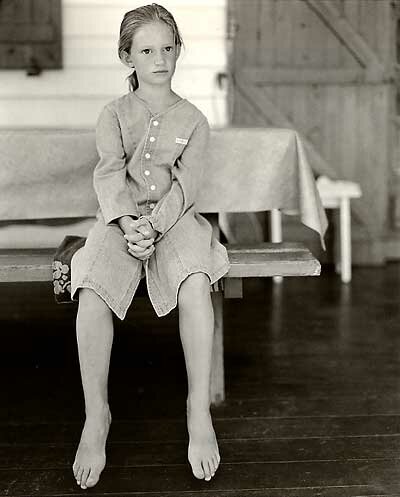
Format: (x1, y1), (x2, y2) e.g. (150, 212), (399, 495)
(142, 117), (210, 240)
(94, 105), (140, 225)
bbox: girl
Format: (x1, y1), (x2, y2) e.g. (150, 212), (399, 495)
(70, 3), (230, 490)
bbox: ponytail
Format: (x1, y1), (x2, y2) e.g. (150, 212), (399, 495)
(127, 70), (139, 92)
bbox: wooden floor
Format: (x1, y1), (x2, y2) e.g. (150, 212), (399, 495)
(1, 263), (400, 496)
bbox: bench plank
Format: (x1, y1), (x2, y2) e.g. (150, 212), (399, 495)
(226, 242), (321, 277)
(0, 249), (55, 282)
(0, 243), (320, 283)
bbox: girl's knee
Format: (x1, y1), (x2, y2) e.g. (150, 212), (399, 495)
(78, 288), (111, 316)
(178, 273), (210, 309)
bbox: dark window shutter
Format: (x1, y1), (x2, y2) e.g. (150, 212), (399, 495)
(0, 0), (62, 74)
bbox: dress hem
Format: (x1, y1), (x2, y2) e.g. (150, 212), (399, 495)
(151, 261), (230, 318)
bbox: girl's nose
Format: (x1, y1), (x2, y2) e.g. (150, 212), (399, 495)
(154, 53), (166, 65)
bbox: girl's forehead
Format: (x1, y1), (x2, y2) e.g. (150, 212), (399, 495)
(131, 21), (174, 46)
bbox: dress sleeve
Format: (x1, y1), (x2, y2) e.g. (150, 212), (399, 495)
(144, 116), (210, 240)
(93, 105), (140, 225)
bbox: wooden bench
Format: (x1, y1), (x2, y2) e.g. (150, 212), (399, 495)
(0, 237), (320, 405)
(0, 127), (325, 405)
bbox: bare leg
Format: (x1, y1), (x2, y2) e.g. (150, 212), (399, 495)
(72, 288), (113, 490)
(178, 273), (221, 481)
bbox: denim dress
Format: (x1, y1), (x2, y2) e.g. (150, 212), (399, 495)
(71, 92), (230, 319)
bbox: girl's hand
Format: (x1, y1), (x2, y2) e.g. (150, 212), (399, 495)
(124, 218), (156, 261)
(135, 218), (158, 240)
(118, 215), (142, 235)
(127, 239), (155, 261)
(124, 231), (147, 247)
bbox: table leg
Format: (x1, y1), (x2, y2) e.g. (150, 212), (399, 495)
(270, 209), (283, 284)
(210, 291), (224, 405)
(340, 197), (352, 283)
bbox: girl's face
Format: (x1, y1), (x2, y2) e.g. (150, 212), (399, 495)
(122, 21), (180, 88)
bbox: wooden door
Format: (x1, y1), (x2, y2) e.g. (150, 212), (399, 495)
(227, 0), (398, 264)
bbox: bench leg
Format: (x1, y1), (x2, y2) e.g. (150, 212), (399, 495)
(224, 278), (243, 298)
(210, 291), (225, 406)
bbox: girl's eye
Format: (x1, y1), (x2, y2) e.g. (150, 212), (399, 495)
(142, 49), (151, 54)
(165, 46), (173, 52)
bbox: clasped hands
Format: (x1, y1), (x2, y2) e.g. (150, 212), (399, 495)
(122, 217), (158, 261)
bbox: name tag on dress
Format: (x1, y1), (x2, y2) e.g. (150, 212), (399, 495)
(175, 137), (188, 145)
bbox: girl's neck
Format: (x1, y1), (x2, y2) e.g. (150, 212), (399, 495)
(134, 86), (179, 105)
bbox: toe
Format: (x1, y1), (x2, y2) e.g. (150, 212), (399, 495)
(80, 467), (91, 489)
(208, 460), (215, 478)
(86, 467), (100, 488)
(72, 462), (79, 479)
(202, 460), (212, 481)
(210, 457), (217, 476)
(191, 460), (205, 480)
(212, 454), (219, 473)
(76, 466), (83, 485)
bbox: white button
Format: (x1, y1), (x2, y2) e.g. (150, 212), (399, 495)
(153, 120), (159, 126)
(149, 136), (156, 142)
(150, 185), (156, 191)
(145, 153), (151, 159)
(144, 170), (150, 176)
(149, 203), (155, 209)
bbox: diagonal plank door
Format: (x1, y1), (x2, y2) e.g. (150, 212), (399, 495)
(227, 0), (397, 262)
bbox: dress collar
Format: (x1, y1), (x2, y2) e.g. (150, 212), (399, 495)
(131, 91), (187, 117)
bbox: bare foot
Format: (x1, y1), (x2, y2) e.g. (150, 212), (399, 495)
(187, 403), (221, 481)
(72, 405), (111, 489)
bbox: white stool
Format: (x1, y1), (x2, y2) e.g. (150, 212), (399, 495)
(270, 177), (362, 283)
(316, 176), (362, 283)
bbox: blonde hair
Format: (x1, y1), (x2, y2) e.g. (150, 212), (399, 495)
(118, 3), (184, 91)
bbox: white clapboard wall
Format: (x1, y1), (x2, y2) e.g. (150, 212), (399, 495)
(0, 0), (227, 128)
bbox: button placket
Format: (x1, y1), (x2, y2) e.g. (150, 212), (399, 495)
(142, 118), (160, 211)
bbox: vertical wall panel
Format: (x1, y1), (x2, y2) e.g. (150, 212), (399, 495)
(258, 0), (275, 67)
(274, 0), (294, 67)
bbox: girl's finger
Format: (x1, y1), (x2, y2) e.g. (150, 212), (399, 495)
(129, 244), (154, 256)
(124, 232), (143, 243)
(140, 250), (155, 260)
(128, 246), (154, 260)
(128, 241), (153, 252)
(134, 238), (154, 249)
(136, 224), (151, 237)
(129, 218), (148, 232)
(141, 244), (155, 256)
(128, 245), (146, 254)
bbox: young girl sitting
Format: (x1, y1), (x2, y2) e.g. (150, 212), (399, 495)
(70, 3), (230, 490)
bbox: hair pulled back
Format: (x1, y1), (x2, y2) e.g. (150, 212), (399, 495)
(118, 3), (183, 92)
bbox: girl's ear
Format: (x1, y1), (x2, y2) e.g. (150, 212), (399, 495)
(120, 50), (134, 69)
(175, 44), (181, 60)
